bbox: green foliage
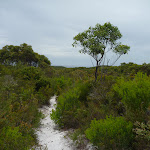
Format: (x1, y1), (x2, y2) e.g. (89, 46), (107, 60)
(50, 76), (72, 95)
(21, 66), (41, 80)
(51, 86), (81, 127)
(114, 44), (130, 54)
(113, 72), (150, 122)
(0, 46), (53, 149)
(38, 55), (51, 68)
(85, 116), (133, 149)
(36, 86), (53, 105)
(35, 77), (51, 91)
(73, 22), (124, 57)
(51, 65), (150, 149)
(117, 62), (150, 77)
(2, 42), (150, 150)
(51, 81), (92, 128)
(78, 81), (92, 103)
(0, 43), (51, 67)
(73, 22), (130, 81)
(0, 127), (34, 150)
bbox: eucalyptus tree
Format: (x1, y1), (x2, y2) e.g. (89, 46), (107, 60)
(73, 22), (130, 81)
(0, 43), (51, 68)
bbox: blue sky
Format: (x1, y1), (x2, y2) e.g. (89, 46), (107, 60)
(0, 0), (150, 67)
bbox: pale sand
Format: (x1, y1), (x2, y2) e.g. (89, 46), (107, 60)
(35, 96), (76, 150)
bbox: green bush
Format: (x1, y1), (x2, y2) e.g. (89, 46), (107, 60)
(51, 81), (92, 128)
(0, 45), (54, 149)
(35, 77), (51, 91)
(0, 66), (51, 149)
(51, 86), (81, 127)
(36, 86), (53, 105)
(50, 76), (72, 95)
(21, 66), (41, 80)
(0, 127), (34, 150)
(78, 81), (92, 103)
(113, 72), (150, 122)
(85, 116), (133, 149)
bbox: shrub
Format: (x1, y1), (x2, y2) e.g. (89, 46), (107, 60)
(0, 127), (34, 150)
(50, 76), (72, 95)
(35, 77), (51, 91)
(51, 87), (81, 127)
(51, 81), (92, 128)
(21, 66), (41, 80)
(36, 86), (53, 105)
(113, 72), (150, 122)
(85, 116), (133, 149)
(78, 81), (92, 103)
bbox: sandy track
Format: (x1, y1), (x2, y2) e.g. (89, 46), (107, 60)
(35, 96), (76, 150)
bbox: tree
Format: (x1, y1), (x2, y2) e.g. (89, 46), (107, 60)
(113, 72), (150, 122)
(0, 43), (51, 67)
(72, 22), (130, 81)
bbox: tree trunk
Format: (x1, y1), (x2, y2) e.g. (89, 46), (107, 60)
(95, 61), (99, 82)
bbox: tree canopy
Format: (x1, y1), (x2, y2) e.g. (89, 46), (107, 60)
(0, 43), (51, 68)
(73, 22), (130, 81)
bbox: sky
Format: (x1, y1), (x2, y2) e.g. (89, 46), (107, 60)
(0, 0), (150, 67)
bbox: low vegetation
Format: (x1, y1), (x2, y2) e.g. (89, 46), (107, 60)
(1, 43), (150, 149)
(0, 44), (53, 149)
(51, 64), (150, 150)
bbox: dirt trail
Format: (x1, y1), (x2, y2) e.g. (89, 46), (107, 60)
(35, 96), (76, 150)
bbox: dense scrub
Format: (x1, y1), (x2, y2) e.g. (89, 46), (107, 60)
(0, 44), (54, 149)
(51, 81), (92, 128)
(1, 43), (150, 150)
(113, 72), (150, 122)
(85, 116), (133, 149)
(51, 63), (150, 150)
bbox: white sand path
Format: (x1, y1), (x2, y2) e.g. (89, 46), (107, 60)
(35, 96), (76, 150)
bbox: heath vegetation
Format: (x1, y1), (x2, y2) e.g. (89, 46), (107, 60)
(1, 23), (150, 150)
